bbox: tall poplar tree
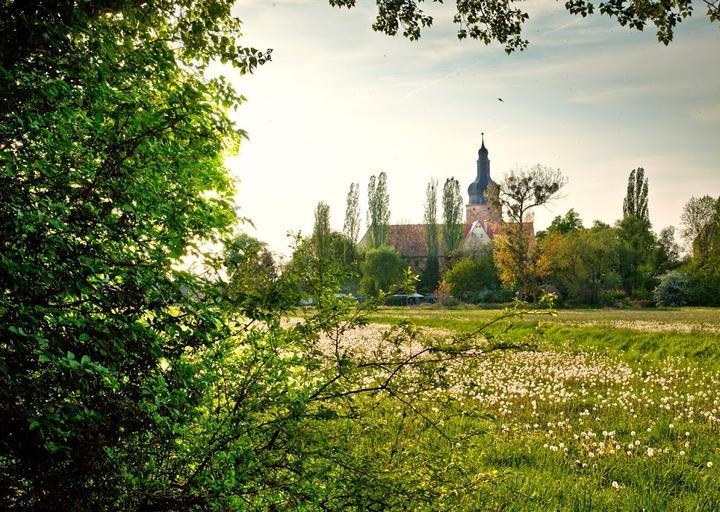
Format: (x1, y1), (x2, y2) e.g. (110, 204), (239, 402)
(367, 172), (390, 248)
(343, 183), (361, 243)
(442, 177), (464, 255)
(619, 168), (656, 295)
(424, 179), (439, 257)
(422, 179), (440, 292)
(623, 167), (649, 221)
(313, 201), (332, 261)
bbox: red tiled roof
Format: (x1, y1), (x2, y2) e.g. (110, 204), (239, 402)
(360, 221), (533, 259)
(360, 224), (444, 258)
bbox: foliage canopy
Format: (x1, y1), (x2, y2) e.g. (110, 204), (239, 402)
(328, 0), (718, 52)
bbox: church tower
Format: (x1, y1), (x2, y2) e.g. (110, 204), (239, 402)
(466, 134), (499, 224)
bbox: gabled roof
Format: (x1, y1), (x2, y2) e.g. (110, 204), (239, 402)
(360, 220), (534, 259)
(360, 224), (447, 258)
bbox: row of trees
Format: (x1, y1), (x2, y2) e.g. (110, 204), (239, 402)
(441, 167), (720, 307)
(333, 173), (469, 298)
(299, 164), (719, 308)
(309, 165), (567, 301)
(346, 172), (468, 249)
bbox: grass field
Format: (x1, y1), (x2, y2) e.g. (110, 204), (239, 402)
(353, 306), (720, 510)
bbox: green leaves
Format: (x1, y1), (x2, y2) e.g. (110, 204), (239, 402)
(1, 1), (264, 508)
(327, 0), (715, 51)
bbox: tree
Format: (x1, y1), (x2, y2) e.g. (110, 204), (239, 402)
(419, 256), (441, 294)
(443, 249), (499, 303)
(287, 203), (361, 299)
(313, 201), (333, 262)
(680, 195), (716, 263)
(653, 271), (690, 307)
(617, 215), (658, 297)
(367, 172), (390, 248)
(442, 177), (464, 255)
(343, 182), (361, 244)
(420, 179), (441, 292)
(493, 233), (547, 302)
(360, 245), (407, 297)
(623, 167), (649, 221)
(538, 208), (584, 239)
(488, 165), (566, 300)
(328, 0), (718, 52)
(702, 197), (720, 271)
(0, 1), (271, 508)
(538, 226), (621, 305)
(424, 179), (439, 257)
(655, 226), (682, 273)
(225, 233), (294, 320)
(685, 197), (720, 305)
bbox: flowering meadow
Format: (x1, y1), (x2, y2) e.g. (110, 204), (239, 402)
(342, 307), (720, 510)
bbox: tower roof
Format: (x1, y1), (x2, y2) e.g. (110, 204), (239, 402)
(468, 133), (493, 204)
(479, 132), (488, 156)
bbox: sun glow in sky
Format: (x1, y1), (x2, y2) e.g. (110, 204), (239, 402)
(225, 0), (720, 256)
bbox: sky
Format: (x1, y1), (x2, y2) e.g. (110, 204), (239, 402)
(223, 0), (720, 256)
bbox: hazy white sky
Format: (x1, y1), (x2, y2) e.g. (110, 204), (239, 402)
(224, 0), (720, 255)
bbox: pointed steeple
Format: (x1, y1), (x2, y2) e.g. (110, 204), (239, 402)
(468, 134), (494, 204)
(479, 132), (488, 156)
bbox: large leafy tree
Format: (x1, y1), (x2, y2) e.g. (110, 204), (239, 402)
(329, 0), (718, 52)
(538, 208), (584, 239)
(617, 215), (658, 297)
(0, 1), (272, 508)
(680, 195), (717, 263)
(539, 225), (621, 305)
(424, 179), (439, 257)
(312, 201), (333, 262)
(488, 165), (566, 301)
(618, 168), (659, 296)
(360, 245), (408, 297)
(443, 249), (499, 303)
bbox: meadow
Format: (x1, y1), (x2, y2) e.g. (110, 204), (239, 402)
(345, 306), (720, 510)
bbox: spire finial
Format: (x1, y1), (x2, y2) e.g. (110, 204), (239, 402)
(481, 132), (486, 149)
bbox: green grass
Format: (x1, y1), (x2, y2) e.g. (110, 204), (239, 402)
(351, 306), (720, 510)
(369, 305), (720, 329)
(368, 306), (720, 368)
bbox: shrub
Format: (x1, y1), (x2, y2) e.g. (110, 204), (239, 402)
(444, 254), (498, 304)
(360, 245), (407, 297)
(598, 289), (630, 308)
(653, 271), (690, 307)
